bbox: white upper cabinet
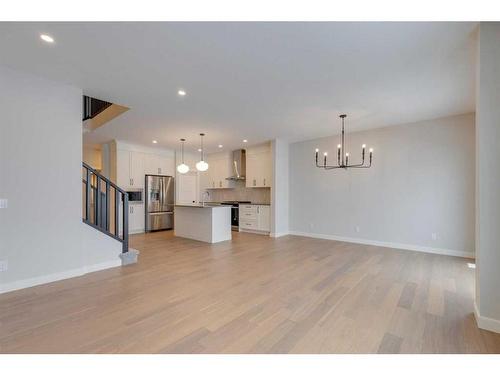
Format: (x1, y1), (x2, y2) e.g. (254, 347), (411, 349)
(116, 149), (132, 189)
(144, 153), (174, 176)
(245, 143), (272, 188)
(112, 141), (175, 190)
(205, 152), (234, 189)
(130, 152), (145, 188)
(117, 150), (145, 188)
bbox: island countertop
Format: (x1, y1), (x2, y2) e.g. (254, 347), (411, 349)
(174, 204), (228, 208)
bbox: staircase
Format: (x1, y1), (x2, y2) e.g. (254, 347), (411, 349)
(82, 162), (129, 254)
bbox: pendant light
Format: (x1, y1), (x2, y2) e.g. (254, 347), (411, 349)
(315, 114), (373, 170)
(176, 138), (190, 174)
(196, 133), (209, 172)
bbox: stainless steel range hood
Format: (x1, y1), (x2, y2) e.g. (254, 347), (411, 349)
(226, 149), (246, 181)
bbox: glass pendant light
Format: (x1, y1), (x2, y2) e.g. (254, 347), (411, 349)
(176, 138), (190, 174)
(196, 133), (209, 172)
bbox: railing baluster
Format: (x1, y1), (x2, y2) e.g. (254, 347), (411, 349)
(106, 181), (110, 231)
(95, 176), (101, 227)
(115, 189), (120, 237)
(86, 168), (91, 222)
(122, 193), (129, 253)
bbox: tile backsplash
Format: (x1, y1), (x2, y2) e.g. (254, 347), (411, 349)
(205, 181), (270, 203)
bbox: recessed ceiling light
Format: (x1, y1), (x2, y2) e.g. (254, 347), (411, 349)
(177, 89), (186, 96)
(152, 140), (158, 144)
(40, 34), (54, 43)
(198, 148), (202, 152)
(218, 144), (223, 148)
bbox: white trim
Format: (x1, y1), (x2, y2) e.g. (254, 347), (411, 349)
(84, 259), (122, 273)
(270, 231), (289, 238)
(474, 302), (500, 333)
(289, 231), (474, 259)
(0, 260), (121, 295)
(239, 228), (270, 236)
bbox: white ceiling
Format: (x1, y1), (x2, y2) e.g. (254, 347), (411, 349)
(0, 22), (477, 153)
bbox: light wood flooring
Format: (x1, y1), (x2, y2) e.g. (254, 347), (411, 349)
(1, 231), (499, 353)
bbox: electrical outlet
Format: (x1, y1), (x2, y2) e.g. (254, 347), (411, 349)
(431, 233), (438, 241)
(0, 198), (8, 209)
(0, 259), (8, 272)
(355, 226), (360, 233)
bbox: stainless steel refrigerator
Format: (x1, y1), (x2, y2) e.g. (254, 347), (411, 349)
(145, 175), (174, 231)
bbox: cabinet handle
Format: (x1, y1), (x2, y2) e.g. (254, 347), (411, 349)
(257, 206), (260, 214)
(263, 178), (266, 186)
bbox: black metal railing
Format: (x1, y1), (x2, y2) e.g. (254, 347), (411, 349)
(82, 162), (129, 253)
(82, 96), (113, 121)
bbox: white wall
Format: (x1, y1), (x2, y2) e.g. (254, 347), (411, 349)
(271, 139), (290, 236)
(475, 22), (500, 332)
(289, 113), (475, 257)
(83, 144), (102, 170)
(0, 66), (121, 293)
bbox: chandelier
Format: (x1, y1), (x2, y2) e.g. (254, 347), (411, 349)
(315, 114), (373, 170)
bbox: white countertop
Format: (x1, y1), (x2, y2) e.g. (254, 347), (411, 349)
(175, 204), (230, 209)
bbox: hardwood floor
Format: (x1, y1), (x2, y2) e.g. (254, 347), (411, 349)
(1, 231), (499, 353)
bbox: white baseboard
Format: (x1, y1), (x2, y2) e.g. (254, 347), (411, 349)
(474, 302), (500, 333)
(84, 259), (122, 274)
(0, 259), (121, 295)
(239, 228), (270, 236)
(289, 231), (474, 259)
(270, 232), (289, 238)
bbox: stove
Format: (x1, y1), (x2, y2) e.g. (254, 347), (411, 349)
(220, 201), (251, 230)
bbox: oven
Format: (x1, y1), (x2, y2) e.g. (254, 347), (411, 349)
(221, 201), (251, 231)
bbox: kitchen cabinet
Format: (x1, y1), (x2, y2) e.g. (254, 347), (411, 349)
(130, 152), (145, 187)
(245, 143), (272, 188)
(206, 152), (234, 189)
(144, 153), (174, 176)
(239, 204), (270, 234)
(108, 140), (176, 235)
(116, 150), (144, 189)
(116, 149), (132, 189)
(118, 203), (145, 234)
(129, 204), (145, 233)
(257, 205), (270, 231)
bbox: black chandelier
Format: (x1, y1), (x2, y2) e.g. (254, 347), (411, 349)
(315, 114), (373, 170)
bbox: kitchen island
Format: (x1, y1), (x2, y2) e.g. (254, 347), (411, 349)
(174, 204), (232, 243)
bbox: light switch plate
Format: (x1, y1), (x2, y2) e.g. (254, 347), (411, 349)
(0, 259), (8, 272)
(0, 198), (8, 208)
